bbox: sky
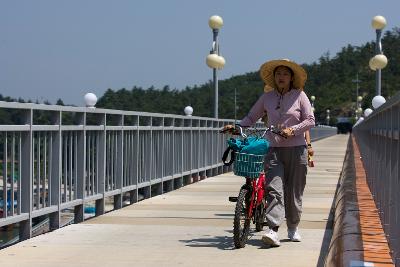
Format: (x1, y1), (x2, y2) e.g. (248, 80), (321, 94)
(1, 0), (400, 106)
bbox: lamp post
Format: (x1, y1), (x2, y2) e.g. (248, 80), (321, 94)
(357, 96), (363, 107)
(234, 87), (238, 124)
(355, 96), (363, 120)
(326, 109), (330, 126)
(310, 95), (316, 113)
(352, 73), (361, 119)
(356, 107), (363, 119)
(206, 15), (225, 118)
(369, 15), (388, 109)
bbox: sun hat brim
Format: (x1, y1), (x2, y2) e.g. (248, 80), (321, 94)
(259, 59), (307, 90)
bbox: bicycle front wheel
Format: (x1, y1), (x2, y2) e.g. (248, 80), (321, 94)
(233, 187), (251, 248)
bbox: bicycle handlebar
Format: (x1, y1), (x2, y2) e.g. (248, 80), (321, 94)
(233, 124), (287, 139)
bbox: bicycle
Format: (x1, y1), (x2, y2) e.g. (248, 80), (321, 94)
(221, 124), (284, 248)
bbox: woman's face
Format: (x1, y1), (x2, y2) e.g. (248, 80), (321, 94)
(274, 66), (293, 89)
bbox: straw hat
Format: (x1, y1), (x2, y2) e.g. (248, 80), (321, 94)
(259, 59), (307, 90)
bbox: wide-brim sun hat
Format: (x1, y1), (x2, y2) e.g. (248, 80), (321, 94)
(260, 59), (307, 90)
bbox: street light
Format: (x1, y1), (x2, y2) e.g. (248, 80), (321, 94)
(356, 107), (363, 118)
(84, 93), (97, 108)
(234, 87), (238, 124)
(369, 15), (388, 109)
(184, 106), (193, 116)
(352, 73), (362, 119)
(326, 109), (330, 126)
(364, 108), (373, 117)
(206, 15), (225, 118)
(310, 95), (315, 113)
(372, 95), (386, 109)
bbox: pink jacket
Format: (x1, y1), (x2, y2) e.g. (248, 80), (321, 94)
(240, 89), (315, 147)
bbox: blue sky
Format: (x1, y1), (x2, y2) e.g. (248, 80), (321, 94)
(1, 0), (399, 105)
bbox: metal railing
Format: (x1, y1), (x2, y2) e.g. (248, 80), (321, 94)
(353, 92), (400, 265)
(0, 101), (237, 241)
(0, 100), (337, 245)
(309, 125), (337, 141)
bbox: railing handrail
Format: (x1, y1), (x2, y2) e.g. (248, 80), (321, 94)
(0, 100), (234, 122)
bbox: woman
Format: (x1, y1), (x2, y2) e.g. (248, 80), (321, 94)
(238, 59), (315, 247)
(263, 85), (315, 162)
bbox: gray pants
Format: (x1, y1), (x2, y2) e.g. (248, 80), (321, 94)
(263, 146), (308, 230)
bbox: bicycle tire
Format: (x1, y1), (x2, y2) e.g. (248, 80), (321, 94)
(233, 187), (251, 248)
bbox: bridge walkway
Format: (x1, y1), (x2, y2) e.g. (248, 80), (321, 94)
(0, 134), (349, 267)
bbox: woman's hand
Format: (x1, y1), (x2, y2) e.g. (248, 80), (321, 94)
(307, 146), (314, 156)
(280, 127), (294, 138)
(220, 124), (239, 134)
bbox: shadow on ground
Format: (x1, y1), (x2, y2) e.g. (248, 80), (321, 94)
(180, 230), (286, 251)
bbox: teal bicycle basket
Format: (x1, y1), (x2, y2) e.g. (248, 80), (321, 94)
(233, 152), (265, 178)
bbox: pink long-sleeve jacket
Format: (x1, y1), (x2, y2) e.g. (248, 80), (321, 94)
(240, 89), (315, 147)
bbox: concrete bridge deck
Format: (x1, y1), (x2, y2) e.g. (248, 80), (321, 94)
(0, 134), (349, 267)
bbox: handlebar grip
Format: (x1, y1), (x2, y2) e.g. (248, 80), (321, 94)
(270, 129), (287, 139)
(276, 130), (288, 139)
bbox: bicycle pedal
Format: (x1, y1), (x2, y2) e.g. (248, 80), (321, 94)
(228, 196), (238, 202)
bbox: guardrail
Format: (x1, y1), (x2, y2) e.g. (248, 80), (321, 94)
(0, 100), (337, 245)
(325, 135), (363, 266)
(309, 125), (337, 141)
(0, 101), (237, 241)
(353, 91), (400, 266)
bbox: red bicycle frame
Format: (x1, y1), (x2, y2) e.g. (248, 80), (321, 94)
(246, 172), (266, 218)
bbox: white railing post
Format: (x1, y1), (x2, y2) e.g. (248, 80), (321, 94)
(19, 109), (33, 240)
(49, 110), (62, 229)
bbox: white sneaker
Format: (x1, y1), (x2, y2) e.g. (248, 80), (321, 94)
(262, 229), (281, 247)
(288, 228), (301, 242)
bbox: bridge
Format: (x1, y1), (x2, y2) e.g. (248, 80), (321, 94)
(0, 94), (399, 266)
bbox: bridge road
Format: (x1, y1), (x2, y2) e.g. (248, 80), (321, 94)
(0, 134), (349, 267)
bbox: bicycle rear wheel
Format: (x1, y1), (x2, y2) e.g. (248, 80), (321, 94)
(233, 187), (251, 248)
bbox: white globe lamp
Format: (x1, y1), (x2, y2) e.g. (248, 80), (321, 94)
(208, 15), (223, 30)
(184, 106), (193, 116)
(84, 93), (97, 108)
(371, 54), (388, 69)
(206, 54), (225, 69)
(206, 54), (220, 68)
(371, 15), (387, 30)
(364, 108), (373, 117)
(372, 95), (386, 109)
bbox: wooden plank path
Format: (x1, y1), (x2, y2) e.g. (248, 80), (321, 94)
(0, 134), (349, 267)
